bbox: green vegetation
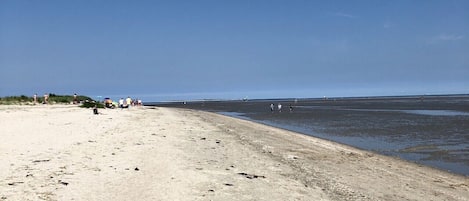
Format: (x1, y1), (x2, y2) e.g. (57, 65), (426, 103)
(0, 95), (31, 103)
(80, 101), (105, 109)
(0, 94), (98, 106)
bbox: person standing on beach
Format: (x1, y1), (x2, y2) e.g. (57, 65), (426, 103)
(119, 98), (124, 108)
(126, 97), (132, 108)
(270, 103), (275, 112)
(73, 93), (78, 104)
(33, 93), (38, 104)
(278, 103), (282, 113)
(43, 93), (49, 104)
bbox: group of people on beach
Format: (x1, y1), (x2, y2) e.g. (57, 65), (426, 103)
(32, 93), (79, 105)
(270, 103), (294, 113)
(98, 96), (142, 115)
(32, 93), (49, 104)
(118, 97), (142, 109)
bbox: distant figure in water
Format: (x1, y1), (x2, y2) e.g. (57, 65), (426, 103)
(278, 103), (282, 113)
(289, 104), (293, 113)
(270, 103), (275, 112)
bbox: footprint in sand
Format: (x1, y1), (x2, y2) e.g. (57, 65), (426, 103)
(237, 172), (266, 179)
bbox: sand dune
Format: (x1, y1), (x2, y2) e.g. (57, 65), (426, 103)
(0, 105), (467, 200)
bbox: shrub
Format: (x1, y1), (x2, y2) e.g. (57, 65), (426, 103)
(0, 95), (32, 104)
(80, 101), (104, 108)
(0, 94), (97, 105)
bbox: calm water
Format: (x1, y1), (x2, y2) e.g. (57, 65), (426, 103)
(150, 95), (469, 176)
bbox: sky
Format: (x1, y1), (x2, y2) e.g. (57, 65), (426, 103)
(1, 0), (468, 101)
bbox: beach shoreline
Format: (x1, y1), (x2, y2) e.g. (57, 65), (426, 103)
(1, 105), (468, 200)
(152, 96), (469, 176)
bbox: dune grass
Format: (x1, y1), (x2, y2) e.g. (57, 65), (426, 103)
(0, 94), (102, 108)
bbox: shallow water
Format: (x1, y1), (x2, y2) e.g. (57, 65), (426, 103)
(151, 95), (469, 176)
(339, 108), (469, 116)
(401, 110), (469, 116)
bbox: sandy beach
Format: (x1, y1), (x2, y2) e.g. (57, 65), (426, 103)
(0, 105), (468, 201)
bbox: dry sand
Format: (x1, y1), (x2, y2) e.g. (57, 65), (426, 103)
(0, 105), (468, 201)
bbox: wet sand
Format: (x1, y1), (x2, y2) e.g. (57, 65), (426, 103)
(1, 105), (468, 200)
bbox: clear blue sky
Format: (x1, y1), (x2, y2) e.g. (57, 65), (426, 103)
(1, 0), (468, 101)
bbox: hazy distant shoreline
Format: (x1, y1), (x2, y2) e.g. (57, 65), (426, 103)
(145, 93), (469, 104)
